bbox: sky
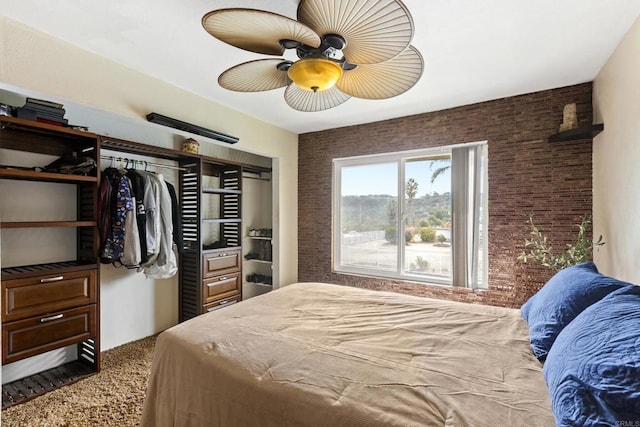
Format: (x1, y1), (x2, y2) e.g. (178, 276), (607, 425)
(341, 160), (451, 197)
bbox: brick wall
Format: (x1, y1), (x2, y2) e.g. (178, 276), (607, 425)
(298, 83), (595, 308)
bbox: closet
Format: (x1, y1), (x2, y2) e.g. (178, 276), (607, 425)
(1, 119), (273, 405)
(98, 137), (270, 321)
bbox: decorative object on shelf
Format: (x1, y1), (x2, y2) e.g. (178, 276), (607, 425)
(202, 0), (423, 112)
(559, 103), (578, 132)
(146, 112), (239, 144)
(517, 214), (605, 272)
(182, 137), (200, 154)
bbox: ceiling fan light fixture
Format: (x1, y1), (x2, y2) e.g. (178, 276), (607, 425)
(287, 58), (343, 92)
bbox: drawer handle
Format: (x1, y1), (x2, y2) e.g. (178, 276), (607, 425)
(219, 276), (228, 281)
(40, 276), (64, 283)
(40, 313), (64, 323)
(219, 299), (231, 305)
(219, 253), (228, 257)
(207, 278), (231, 287)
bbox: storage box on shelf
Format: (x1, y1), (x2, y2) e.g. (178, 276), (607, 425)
(0, 116), (100, 407)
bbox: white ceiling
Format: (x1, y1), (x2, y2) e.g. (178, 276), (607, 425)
(2, 1), (639, 134)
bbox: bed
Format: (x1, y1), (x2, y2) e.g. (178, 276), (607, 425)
(141, 282), (554, 426)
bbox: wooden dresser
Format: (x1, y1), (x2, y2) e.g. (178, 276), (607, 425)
(1, 267), (97, 364)
(202, 248), (242, 312)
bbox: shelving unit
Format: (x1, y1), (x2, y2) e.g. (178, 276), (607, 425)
(243, 230), (273, 298)
(99, 135), (272, 319)
(241, 168), (274, 300)
(179, 158), (243, 321)
(0, 116), (101, 408)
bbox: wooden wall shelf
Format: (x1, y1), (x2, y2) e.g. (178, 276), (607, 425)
(0, 169), (97, 183)
(1, 221), (96, 229)
(548, 123), (604, 143)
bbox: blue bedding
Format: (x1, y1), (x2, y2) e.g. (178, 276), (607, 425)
(543, 285), (640, 426)
(521, 262), (625, 360)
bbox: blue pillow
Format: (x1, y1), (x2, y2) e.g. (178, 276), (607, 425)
(543, 285), (640, 426)
(521, 262), (625, 360)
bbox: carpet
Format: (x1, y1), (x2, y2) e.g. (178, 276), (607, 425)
(1, 334), (157, 427)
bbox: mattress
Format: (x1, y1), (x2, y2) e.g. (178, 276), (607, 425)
(141, 282), (553, 426)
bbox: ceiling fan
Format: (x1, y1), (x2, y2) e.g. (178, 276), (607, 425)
(202, 0), (424, 112)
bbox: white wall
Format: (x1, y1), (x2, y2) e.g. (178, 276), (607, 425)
(593, 15), (640, 284)
(0, 15), (298, 369)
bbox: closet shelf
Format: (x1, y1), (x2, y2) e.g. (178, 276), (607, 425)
(1, 261), (96, 280)
(202, 218), (242, 224)
(0, 169), (97, 183)
(202, 187), (242, 195)
(245, 282), (273, 288)
(0, 221), (97, 229)
(246, 259), (272, 265)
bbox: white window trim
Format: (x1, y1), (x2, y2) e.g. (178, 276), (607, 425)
(332, 141), (488, 289)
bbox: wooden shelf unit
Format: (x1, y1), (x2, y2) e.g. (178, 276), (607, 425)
(0, 116), (101, 406)
(99, 135), (247, 322)
(179, 158), (243, 322)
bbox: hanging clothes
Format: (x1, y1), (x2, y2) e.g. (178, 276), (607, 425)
(126, 169), (148, 263)
(138, 170), (161, 266)
(99, 167), (134, 264)
(120, 174), (141, 267)
(137, 171), (177, 279)
(98, 163), (179, 279)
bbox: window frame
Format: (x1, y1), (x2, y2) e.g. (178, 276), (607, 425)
(332, 141), (488, 289)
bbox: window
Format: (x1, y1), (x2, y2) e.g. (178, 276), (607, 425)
(333, 142), (487, 289)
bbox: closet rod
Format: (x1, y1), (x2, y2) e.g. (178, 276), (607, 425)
(101, 155), (188, 171)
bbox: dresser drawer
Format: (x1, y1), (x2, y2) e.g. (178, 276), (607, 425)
(2, 269), (97, 323)
(203, 295), (240, 313)
(203, 272), (240, 304)
(2, 304), (97, 364)
(203, 249), (241, 278)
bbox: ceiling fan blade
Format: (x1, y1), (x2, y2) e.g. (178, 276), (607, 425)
(284, 84), (350, 112)
(336, 45), (423, 99)
(218, 59), (290, 92)
(202, 8), (321, 56)
(297, 0), (414, 64)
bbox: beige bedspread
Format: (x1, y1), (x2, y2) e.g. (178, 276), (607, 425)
(141, 282), (553, 427)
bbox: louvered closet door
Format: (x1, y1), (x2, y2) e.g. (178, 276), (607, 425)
(178, 159), (201, 322)
(220, 168), (241, 247)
